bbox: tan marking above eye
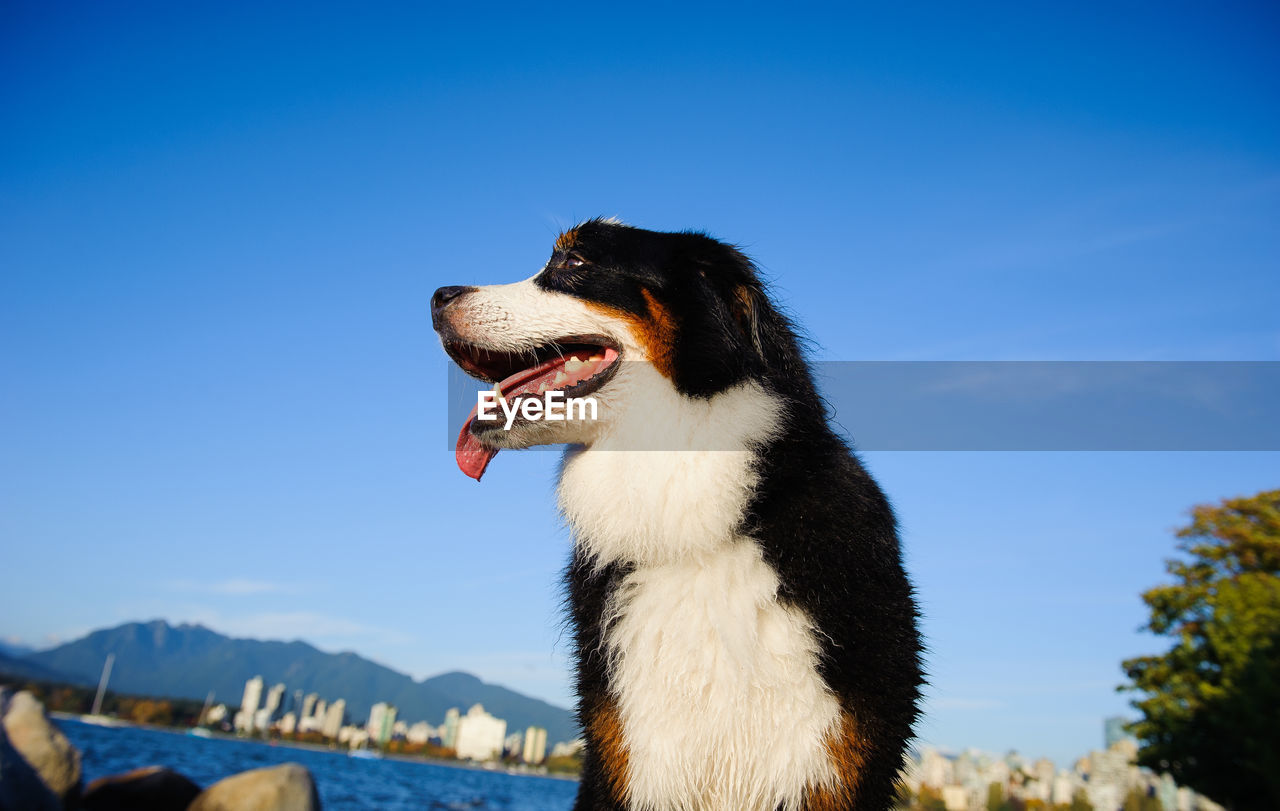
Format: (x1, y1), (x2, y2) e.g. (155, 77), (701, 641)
(555, 229), (578, 251)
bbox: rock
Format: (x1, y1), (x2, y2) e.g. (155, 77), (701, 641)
(0, 689), (82, 807)
(188, 763), (320, 811)
(0, 721), (61, 808)
(83, 766), (202, 811)
(0, 720), (61, 811)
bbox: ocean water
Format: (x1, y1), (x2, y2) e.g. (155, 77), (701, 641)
(58, 719), (578, 811)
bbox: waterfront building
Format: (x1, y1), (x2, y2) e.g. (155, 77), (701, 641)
(407, 721), (433, 745)
(262, 683), (286, 725)
(234, 675), (263, 732)
(504, 731), (524, 758)
(443, 707), (460, 748)
(522, 726), (548, 764)
(454, 703), (507, 761)
(550, 739), (584, 758)
(367, 702), (397, 746)
(1051, 772), (1075, 806)
(322, 698), (346, 739)
(300, 692), (318, 722)
(339, 724), (370, 749)
(300, 698), (327, 733)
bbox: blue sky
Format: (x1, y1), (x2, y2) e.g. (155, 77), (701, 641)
(2, 2), (1277, 764)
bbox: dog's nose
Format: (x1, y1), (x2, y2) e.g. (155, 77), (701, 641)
(431, 285), (474, 317)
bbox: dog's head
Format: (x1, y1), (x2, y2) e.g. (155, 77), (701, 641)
(433, 219), (798, 479)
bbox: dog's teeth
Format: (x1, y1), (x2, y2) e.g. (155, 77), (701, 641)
(553, 371), (568, 385)
(493, 380), (506, 406)
(565, 356), (584, 372)
(537, 382), (547, 393)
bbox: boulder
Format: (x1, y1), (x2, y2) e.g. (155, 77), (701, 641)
(0, 689), (81, 807)
(188, 763), (320, 811)
(83, 766), (202, 811)
(0, 720), (61, 811)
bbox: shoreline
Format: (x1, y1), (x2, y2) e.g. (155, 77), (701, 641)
(52, 713), (579, 783)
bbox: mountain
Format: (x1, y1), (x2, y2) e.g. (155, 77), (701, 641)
(22, 620), (579, 744)
(0, 640), (36, 658)
(0, 651), (75, 684)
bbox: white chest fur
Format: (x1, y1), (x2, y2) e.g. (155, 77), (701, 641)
(558, 381), (841, 810)
(603, 543), (841, 811)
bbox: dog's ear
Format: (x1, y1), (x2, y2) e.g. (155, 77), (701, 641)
(731, 282), (765, 359)
(666, 277), (770, 398)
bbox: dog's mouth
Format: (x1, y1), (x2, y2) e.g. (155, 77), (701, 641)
(445, 336), (622, 481)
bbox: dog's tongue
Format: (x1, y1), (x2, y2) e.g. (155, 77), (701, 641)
(456, 405), (498, 481)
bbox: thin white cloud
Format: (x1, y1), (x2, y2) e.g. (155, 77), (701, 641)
(166, 578), (300, 596)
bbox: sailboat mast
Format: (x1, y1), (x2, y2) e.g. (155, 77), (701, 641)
(90, 653), (114, 716)
(198, 690), (214, 726)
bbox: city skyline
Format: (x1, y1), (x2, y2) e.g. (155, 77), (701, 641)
(216, 672), (561, 767)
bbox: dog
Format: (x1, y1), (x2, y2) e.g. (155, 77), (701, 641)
(432, 219), (922, 811)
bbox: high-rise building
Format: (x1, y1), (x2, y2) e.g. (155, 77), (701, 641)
(301, 693), (318, 722)
(443, 707), (460, 749)
(522, 726), (548, 764)
(367, 702), (397, 746)
(234, 676), (264, 732)
(241, 676), (263, 717)
(1103, 716), (1135, 749)
(264, 683), (286, 720)
(454, 704), (507, 762)
(323, 698), (346, 739)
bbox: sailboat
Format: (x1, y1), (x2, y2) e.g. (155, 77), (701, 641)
(79, 653), (121, 727)
(188, 690), (215, 737)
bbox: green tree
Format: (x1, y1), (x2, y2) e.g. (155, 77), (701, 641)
(1121, 787), (1160, 811)
(1120, 489), (1280, 810)
(987, 782), (1004, 811)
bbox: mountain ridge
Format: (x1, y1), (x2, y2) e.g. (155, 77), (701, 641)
(11, 620), (578, 745)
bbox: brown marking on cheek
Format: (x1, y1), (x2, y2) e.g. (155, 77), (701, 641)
(803, 710), (867, 810)
(587, 698), (631, 804)
(583, 289), (678, 379)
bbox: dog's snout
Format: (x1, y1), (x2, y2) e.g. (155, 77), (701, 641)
(432, 286), (476, 331)
(432, 285), (473, 314)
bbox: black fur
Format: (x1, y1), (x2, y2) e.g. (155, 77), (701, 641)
(549, 221), (924, 811)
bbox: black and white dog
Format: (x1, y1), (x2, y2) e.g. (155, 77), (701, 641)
(432, 220), (921, 811)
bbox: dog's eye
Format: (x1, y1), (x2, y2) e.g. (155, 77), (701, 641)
(564, 255), (586, 269)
